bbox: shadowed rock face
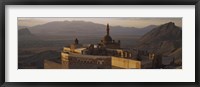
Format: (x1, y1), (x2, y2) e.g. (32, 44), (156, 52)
(139, 22), (181, 44)
(18, 28), (32, 36)
(18, 50), (60, 69)
(18, 28), (36, 41)
(138, 22), (182, 55)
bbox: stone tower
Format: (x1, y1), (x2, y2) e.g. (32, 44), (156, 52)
(106, 23), (110, 35)
(102, 23), (112, 44)
(75, 38), (79, 44)
(99, 23), (120, 49)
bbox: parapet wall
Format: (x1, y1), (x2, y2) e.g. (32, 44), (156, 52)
(68, 53), (112, 69)
(111, 57), (141, 69)
(61, 52), (141, 69)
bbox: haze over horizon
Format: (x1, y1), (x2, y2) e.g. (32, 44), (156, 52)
(18, 17), (182, 28)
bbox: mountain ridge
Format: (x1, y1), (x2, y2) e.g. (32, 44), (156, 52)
(26, 20), (157, 36)
(138, 22), (182, 56)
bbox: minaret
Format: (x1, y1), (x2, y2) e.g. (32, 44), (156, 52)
(106, 23), (110, 35)
(75, 38), (79, 44)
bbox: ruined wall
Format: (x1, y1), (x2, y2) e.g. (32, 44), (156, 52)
(61, 52), (69, 65)
(112, 57), (141, 69)
(63, 47), (71, 52)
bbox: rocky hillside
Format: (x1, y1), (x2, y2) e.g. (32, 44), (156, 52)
(18, 28), (32, 36)
(18, 50), (60, 69)
(138, 22), (182, 56)
(18, 28), (38, 41)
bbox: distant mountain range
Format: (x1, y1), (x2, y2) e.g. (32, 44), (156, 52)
(19, 20), (157, 37)
(18, 21), (182, 50)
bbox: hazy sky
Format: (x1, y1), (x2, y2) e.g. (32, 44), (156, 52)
(18, 17), (182, 28)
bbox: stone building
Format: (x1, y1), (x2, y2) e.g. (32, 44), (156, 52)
(60, 37), (141, 69)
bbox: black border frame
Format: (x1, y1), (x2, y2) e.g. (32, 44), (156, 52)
(0, 0), (200, 87)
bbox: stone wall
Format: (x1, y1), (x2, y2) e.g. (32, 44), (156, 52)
(61, 51), (141, 69)
(61, 52), (69, 65)
(68, 54), (111, 69)
(111, 57), (141, 69)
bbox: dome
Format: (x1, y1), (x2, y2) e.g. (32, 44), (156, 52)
(103, 35), (112, 43)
